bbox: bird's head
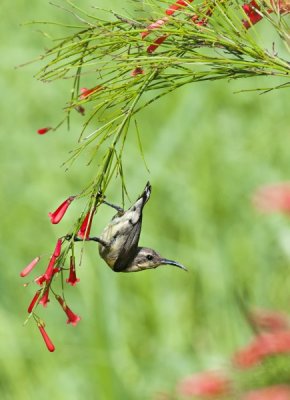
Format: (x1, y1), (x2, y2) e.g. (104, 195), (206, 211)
(126, 247), (187, 272)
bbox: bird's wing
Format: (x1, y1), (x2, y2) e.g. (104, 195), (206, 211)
(112, 182), (151, 272)
(113, 217), (142, 272)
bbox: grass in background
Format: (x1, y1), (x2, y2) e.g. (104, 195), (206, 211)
(1, 0), (290, 399)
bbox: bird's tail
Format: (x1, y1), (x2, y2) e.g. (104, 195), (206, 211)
(130, 182), (152, 213)
(139, 181), (152, 205)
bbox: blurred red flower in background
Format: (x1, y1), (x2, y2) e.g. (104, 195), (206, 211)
(252, 183), (290, 213)
(233, 330), (290, 368)
(242, 385), (290, 400)
(177, 371), (230, 397)
(250, 308), (289, 332)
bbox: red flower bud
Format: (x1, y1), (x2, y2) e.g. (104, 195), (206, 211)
(28, 291), (41, 313)
(37, 127), (52, 135)
(48, 196), (75, 224)
(79, 86), (102, 99)
(147, 36), (168, 53)
(44, 256), (57, 281)
(20, 256), (40, 277)
(66, 256), (80, 286)
(53, 239), (63, 258)
(56, 295), (81, 326)
(77, 210), (95, 239)
(166, 0), (194, 16)
(37, 323), (55, 352)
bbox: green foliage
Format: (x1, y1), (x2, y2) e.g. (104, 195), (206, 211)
(28, 0), (290, 204)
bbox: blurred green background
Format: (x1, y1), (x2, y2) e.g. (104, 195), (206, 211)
(1, 0), (290, 399)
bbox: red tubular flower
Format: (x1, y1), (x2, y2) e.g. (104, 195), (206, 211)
(166, 0), (194, 16)
(48, 195), (75, 224)
(53, 239), (62, 258)
(40, 240), (62, 282)
(56, 295), (81, 326)
(35, 264), (59, 286)
(37, 127), (52, 135)
(20, 256), (40, 277)
(147, 35), (168, 53)
(66, 256), (80, 286)
(250, 308), (289, 332)
(37, 323), (55, 352)
(28, 291), (41, 313)
(252, 183), (290, 213)
(177, 371), (230, 397)
(77, 210), (95, 239)
(131, 67), (145, 77)
(242, 385), (290, 400)
(39, 287), (50, 307)
(44, 255), (57, 281)
(80, 86), (102, 99)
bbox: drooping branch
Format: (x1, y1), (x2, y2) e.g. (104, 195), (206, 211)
(20, 0), (290, 351)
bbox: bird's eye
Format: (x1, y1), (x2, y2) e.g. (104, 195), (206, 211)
(146, 254), (153, 261)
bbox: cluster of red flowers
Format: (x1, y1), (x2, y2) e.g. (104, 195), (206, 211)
(173, 308), (290, 398)
(234, 329), (290, 368)
(155, 185), (290, 394)
(140, 0), (290, 54)
(177, 375), (290, 399)
(20, 195), (96, 351)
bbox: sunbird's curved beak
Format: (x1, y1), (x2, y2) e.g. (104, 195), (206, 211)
(160, 258), (187, 271)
